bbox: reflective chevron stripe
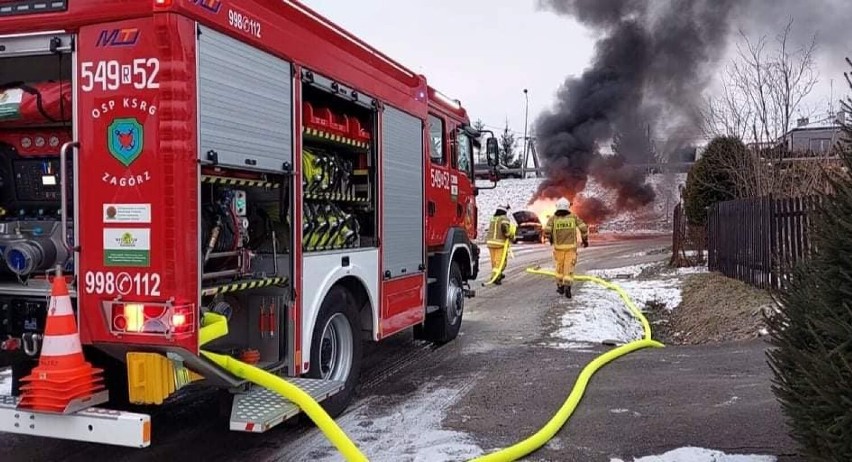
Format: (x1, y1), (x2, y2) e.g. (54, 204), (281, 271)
(201, 277), (288, 297)
(201, 176), (279, 188)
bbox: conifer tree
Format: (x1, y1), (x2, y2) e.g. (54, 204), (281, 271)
(766, 58), (852, 461)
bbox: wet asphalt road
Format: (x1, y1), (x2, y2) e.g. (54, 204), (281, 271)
(0, 235), (801, 461)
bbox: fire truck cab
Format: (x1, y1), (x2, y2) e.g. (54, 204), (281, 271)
(0, 0), (500, 447)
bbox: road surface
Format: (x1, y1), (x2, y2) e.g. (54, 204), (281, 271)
(0, 235), (801, 461)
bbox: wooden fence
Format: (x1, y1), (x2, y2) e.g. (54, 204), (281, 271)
(707, 196), (820, 290)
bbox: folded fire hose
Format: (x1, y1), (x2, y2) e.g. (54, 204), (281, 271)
(198, 267), (664, 462)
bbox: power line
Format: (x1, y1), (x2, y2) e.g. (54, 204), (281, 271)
(477, 122), (528, 137)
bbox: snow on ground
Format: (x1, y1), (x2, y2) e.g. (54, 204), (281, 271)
(554, 284), (645, 347)
(548, 263), (692, 349)
(475, 174), (686, 241)
(611, 447), (777, 462)
(287, 380), (483, 462)
(0, 368), (10, 396)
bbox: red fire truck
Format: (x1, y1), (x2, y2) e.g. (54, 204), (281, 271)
(0, 0), (500, 446)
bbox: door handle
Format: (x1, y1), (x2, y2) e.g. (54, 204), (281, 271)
(428, 201), (436, 217)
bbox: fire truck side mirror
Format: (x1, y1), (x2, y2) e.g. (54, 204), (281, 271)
(486, 137), (499, 167)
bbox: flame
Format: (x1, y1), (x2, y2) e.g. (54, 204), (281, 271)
(528, 196), (602, 226)
(528, 198), (560, 225)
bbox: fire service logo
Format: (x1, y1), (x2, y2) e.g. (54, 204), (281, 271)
(108, 118), (144, 167)
(96, 28), (140, 47)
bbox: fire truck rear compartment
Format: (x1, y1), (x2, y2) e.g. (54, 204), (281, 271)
(0, 49), (74, 372)
(198, 184), (292, 370)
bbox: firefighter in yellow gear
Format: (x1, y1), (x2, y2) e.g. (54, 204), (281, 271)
(486, 205), (514, 285)
(544, 198), (589, 298)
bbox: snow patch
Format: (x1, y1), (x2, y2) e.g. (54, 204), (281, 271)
(0, 367), (10, 396)
(555, 285), (645, 347)
(614, 278), (683, 311)
(674, 265), (709, 275)
(611, 447), (777, 462)
(552, 264), (688, 348)
(715, 396), (740, 407)
(287, 382), (482, 462)
(588, 265), (649, 279)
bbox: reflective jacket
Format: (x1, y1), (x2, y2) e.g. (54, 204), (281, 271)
(545, 214), (589, 250)
(486, 216), (513, 248)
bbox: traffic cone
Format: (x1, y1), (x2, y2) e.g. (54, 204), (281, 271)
(17, 275), (105, 413)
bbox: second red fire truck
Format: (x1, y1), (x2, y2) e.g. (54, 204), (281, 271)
(0, 0), (500, 446)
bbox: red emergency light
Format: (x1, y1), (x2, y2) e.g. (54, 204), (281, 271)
(106, 301), (196, 338)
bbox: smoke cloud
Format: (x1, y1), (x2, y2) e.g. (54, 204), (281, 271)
(531, 0), (742, 220)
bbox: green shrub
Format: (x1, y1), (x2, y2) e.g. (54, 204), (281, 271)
(683, 136), (742, 226)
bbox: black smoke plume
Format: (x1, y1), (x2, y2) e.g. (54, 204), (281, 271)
(531, 0), (741, 219)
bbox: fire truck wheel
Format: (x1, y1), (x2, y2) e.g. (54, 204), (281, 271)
(307, 285), (363, 417)
(421, 262), (464, 344)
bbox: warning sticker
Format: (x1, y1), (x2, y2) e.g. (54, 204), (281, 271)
(104, 204), (152, 223)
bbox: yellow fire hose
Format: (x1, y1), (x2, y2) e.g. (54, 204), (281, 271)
(196, 264), (663, 462)
(198, 313), (368, 462)
(464, 269), (665, 462)
(483, 239), (511, 286)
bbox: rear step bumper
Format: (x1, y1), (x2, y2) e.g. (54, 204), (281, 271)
(231, 377), (343, 433)
(0, 395), (151, 448)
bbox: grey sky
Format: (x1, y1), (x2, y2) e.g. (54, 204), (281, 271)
(302, 0), (595, 138)
(302, 1), (848, 141)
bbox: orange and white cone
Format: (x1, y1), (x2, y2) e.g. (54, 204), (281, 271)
(17, 275), (104, 413)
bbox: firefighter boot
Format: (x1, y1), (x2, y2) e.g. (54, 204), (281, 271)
(557, 285), (565, 295)
(564, 285), (572, 299)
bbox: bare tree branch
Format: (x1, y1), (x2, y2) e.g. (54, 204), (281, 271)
(702, 22), (821, 148)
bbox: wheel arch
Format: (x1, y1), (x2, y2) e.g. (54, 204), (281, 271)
(302, 253), (379, 375)
(427, 227), (477, 310)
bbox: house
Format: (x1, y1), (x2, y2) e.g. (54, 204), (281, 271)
(781, 113), (846, 155)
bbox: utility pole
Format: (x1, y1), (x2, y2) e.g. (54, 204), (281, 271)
(522, 89), (529, 178)
(528, 136), (542, 178)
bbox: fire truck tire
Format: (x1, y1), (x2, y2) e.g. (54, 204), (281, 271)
(420, 262), (464, 344)
(306, 285), (363, 418)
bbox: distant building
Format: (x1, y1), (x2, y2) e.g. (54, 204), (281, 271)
(780, 113), (846, 155)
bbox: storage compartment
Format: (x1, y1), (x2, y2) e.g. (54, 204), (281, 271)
(301, 78), (378, 253)
(381, 105), (424, 278)
(198, 168), (292, 367)
(0, 37), (74, 366)
(0, 51), (74, 286)
(197, 25), (293, 173)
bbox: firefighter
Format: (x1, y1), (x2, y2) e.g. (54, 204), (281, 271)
(544, 198), (589, 298)
(486, 205), (514, 284)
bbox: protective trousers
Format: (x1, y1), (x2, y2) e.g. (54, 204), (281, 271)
(553, 248), (577, 287)
(489, 245), (507, 278)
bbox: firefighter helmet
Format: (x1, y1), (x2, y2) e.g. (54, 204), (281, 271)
(556, 198), (571, 211)
(495, 205), (510, 214)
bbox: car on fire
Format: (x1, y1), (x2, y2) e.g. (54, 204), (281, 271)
(512, 210), (547, 243)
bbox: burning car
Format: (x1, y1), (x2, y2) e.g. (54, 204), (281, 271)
(512, 210), (547, 243)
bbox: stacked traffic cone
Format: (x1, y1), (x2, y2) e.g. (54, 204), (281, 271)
(17, 275), (105, 413)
